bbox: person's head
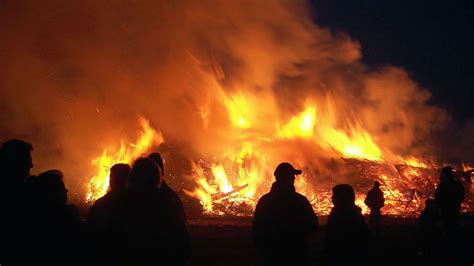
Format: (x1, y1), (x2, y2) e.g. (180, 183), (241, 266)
(373, 181), (380, 188)
(331, 184), (356, 208)
(425, 198), (435, 209)
(440, 166), (455, 182)
(109, 163), (130, 192)
(273, 162), (301, 188)
(38, 170), (68, 205)
(0, 139), (33, 179)
(148, 152), (164, 176)
(129, 157), (161, 191)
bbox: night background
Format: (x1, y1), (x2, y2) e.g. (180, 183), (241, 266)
(312, 0), (473, 122)
(1, 1), (474, 264)
(309, 0), (474, 164)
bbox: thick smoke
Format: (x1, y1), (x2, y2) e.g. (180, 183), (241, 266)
(0, 0), (457, 201)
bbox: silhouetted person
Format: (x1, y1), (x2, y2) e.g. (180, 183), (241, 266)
(0, 139), (33, 187)
(0, 139), (35, 262)
(87, 163), (130, 262)
(418, 198), (439, 258)
(36, 170), (82, 262)
(434, 166), (464, 235)
(0, 139), (34, 207)
(252, 162), (318, 265)
(322, 184), (370, 265)
(88, 163), (130, 229)
(149, 152), (186, 221)
(364, 181), (384, 234)
(123, 157), (191, 264)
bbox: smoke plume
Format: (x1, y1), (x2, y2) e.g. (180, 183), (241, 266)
(0, 0), (457, 202)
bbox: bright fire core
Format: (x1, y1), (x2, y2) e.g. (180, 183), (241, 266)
(85, 88), (471, 216)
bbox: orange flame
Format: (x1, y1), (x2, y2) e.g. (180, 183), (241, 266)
(184, 91), (439, 216)
(85, 118), (164, 203)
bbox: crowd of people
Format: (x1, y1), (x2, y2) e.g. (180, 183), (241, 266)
(0, 139), (470, 265)
(1, 139), (190, 264)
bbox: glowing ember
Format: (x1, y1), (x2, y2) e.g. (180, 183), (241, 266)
(85, 118), (164, 203)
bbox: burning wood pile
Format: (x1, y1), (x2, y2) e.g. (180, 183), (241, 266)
(84, 117), (473, 217)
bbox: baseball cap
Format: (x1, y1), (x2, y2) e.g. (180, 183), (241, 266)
(274, 162), (302, 177)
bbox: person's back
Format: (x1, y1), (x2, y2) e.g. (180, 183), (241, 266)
(323, 184), (370, 265)
(36, 170), (82, 262)
(86, 164), (130, 262)
(418, 198), (439, 259)
(364, 182), (384, 234)
(0, 139), (36, 262)
(149, 152), (187, 222)
(123, 157), (191, 264)
(419, 199), (438, 236)
(252, 163), (318, 265)
(434, 167), (465, 233)
(87, 190), (127, 230)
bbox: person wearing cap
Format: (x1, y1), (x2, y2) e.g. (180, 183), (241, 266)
(252, 162), (318, 266)
(364, 181), (384, 235)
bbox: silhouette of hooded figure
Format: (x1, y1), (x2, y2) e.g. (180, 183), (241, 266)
(36, 170), (82, 262)
(149, 152), (186, 222)
(0, 139), (36, 262)
(434, 166), (464, 234)
(86, 163), (130, 262)
(252, 162), (318, 266)
(323, 184), (370, 265)
(123, 157), (191, 264)
(364, 181), (384, 234)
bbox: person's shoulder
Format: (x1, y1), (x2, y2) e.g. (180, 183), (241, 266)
(160, 183), (181, 198)
(294, 192), (311, 203)
(66, 204), (81, 220)
(353, 206), (367, 221)
(90, 196), (106, 208)
(92, 193), (115, 206)
(256, 192), (273, 205)
(259, 192), (273, 201)
(354, 205), (363, 213)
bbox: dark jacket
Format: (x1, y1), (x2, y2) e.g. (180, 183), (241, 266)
(122, 187), (191, 264)
(252, 182), (318, 264)
(323, 204), (370, 264)
(86, 190), (128, 262)
(160, 180), (186, 222)
(434, 180), (464, 213)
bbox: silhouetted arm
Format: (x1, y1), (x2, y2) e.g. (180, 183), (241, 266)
(302, 197), (318, 233)
(252, 197), (270, 252)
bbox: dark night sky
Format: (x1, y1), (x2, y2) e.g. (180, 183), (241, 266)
(311, 0), (473, 123)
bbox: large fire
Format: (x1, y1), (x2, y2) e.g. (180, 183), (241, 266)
(74, 1), (473, 218)
(85, 89), (472, 217)
(180, 94), (439, 216)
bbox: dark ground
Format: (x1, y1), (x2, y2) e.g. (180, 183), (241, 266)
(186, 215), (474, 266)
